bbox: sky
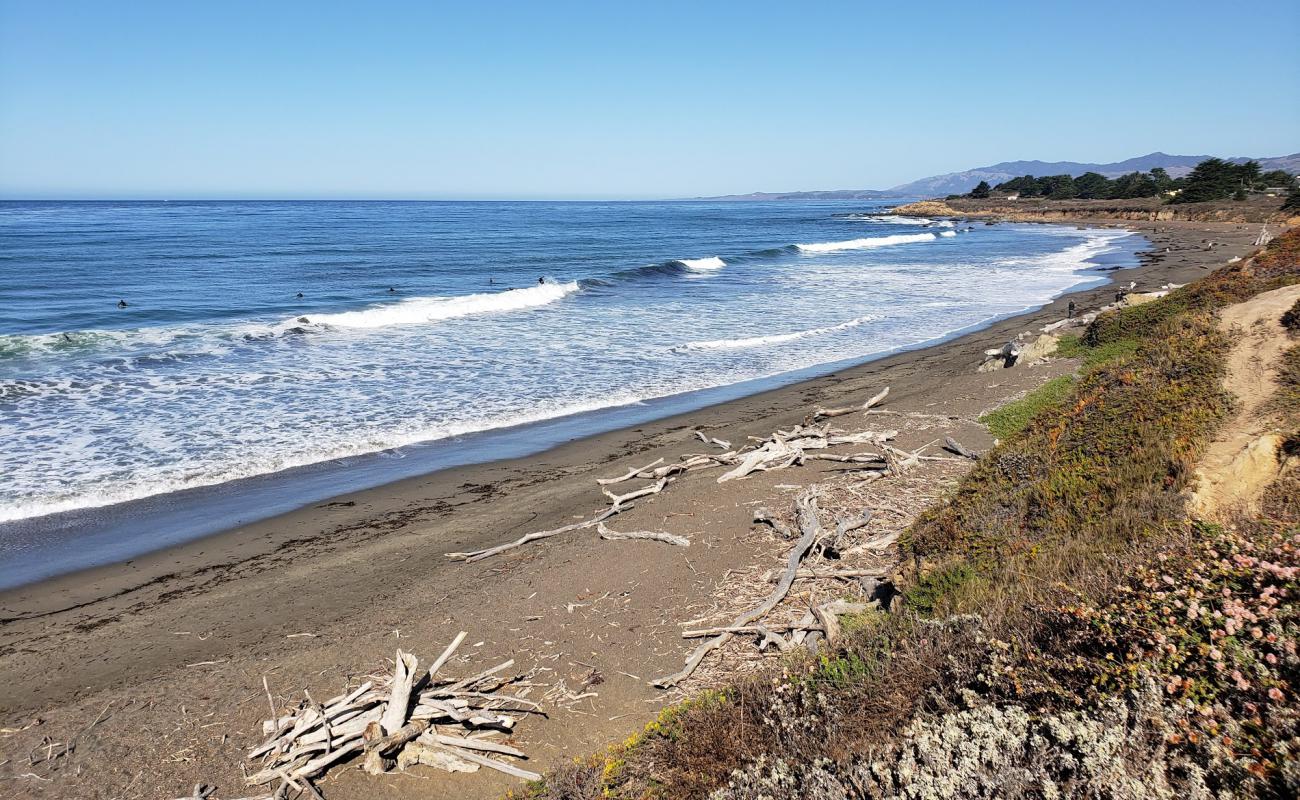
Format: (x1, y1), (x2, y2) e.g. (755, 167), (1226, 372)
(0, 0), (1297, 199)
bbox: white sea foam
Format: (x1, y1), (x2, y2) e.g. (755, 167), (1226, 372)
(840, 214), (932, 225)
(795, 232), (936, 253)
(299, 282), (580, 329)
(677, 314), (878, 352)
(940, 230), (958, 237)
(677, 256), (726, 271)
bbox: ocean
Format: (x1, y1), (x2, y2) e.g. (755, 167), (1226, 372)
(0, 200), (1138, 586)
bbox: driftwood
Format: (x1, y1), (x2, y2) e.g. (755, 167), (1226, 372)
(597, 522), (690, 547)
(942, 436), (979, 460)
(694, 430), (732, 450)
(446, 504), (627, 563)
(596, 458), (664, 486)
(814, 386), (890, 419)
(603, 476), (671, 507)
(682, 620), (826, 638)
(813, 600), (872, 645)
(245, 634), (542, 791)
(653, 489), (823, 688)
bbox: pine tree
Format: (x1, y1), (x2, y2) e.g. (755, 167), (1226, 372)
(970, 180), (991, 199)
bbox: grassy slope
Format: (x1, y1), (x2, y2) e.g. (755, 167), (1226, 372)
(520, 229), (1300, 800)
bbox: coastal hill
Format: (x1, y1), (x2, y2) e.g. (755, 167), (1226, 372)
(695, 151), (1300, 201)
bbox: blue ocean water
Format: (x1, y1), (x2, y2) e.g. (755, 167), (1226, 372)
(0, 201), (1134, 568)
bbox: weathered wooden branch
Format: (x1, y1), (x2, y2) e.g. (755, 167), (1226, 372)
(596, 522), (690, 547)
(596, 458), (664, 486)
(446, 504), (627, 563)
(694, 430), (732, 450)
(602, 476), (671, 507)
(942, 436), (979, 460)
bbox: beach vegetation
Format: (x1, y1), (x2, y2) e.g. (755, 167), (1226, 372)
(977, 375), (1075, 440)
(524, 227), (1300, 800)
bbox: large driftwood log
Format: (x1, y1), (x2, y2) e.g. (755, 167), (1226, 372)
(380, 652), (418, 735)
(596, 522), (690, 547)
(653, 489), (823, 688)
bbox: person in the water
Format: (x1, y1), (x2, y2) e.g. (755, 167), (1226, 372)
(117, 299), (128, 308)
(538, 277), (545, 284)
(388, 287), (396, 293)
(296, 292), (304, 298)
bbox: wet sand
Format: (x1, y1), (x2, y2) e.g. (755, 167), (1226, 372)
(0, 219), (1267, 799)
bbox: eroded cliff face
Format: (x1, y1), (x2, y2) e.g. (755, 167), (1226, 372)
(892, 197), (1292, 225)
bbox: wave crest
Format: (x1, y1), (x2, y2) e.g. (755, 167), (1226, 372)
(795, 232), (937, 253)
(298, 282), (580, 329)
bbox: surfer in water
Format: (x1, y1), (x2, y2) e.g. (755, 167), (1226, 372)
(296, 292), (304, 298)
(538, 277), (545, 285)
(117, 299), (128, 308)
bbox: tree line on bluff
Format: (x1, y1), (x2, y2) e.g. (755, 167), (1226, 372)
(957, 158), (1299, 209)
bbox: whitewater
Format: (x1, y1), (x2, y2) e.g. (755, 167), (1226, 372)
(0, 200), (1136, 530)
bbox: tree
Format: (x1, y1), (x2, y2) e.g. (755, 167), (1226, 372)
(970, 180), (991, 198)
(1074, 172), (1112, 199)
(1171, 158), (1240, 203)
(1038, 174), (1078, 200)
(1149, 167), (1174, 192)
(1111, 171), (1158, 199)
(1260, 169), (1296, 189)
(994, 175), (1040, 197)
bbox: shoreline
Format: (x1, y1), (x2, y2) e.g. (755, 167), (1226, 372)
(0, 216), (1269, 800)
(0, 223), (1132, 591)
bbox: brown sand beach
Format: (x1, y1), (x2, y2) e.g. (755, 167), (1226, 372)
(0, 217), (1278, 799)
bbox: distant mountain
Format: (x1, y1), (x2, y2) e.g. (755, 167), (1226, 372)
(889, 152), (1300, 197)
(693, 188), (901, 201)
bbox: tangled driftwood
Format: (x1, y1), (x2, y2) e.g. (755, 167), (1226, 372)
(445, 390), (899, 565)
(242, 633), (543, 797)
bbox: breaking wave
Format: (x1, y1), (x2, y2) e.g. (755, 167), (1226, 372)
(795, 232), (938, 253)
(297, 281), (580, 329)
(677, 256), (726, 271)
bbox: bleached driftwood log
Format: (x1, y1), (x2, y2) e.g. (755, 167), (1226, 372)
(813, 386), (890, 419)
(446, 504), (627, 563)
(597, 522), (690, 547)
(942, 436), (979, 460)
(694, 430), (732, 450)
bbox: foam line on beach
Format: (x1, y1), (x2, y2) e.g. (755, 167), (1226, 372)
(675, 314), (879, 352)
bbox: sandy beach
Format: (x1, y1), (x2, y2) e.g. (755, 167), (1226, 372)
(0, 218), (1272, 799)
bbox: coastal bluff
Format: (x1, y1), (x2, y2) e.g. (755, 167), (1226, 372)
(893, 195), (1292, 224)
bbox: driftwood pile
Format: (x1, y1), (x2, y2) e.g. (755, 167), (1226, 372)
(446, 388), (904, 565)
(242, 633), (542, 798)
(655, 487), (884, 687)
(443, 386), (979, 688)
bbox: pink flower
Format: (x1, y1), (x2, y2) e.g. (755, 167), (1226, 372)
(1269, 688), (1285, 701)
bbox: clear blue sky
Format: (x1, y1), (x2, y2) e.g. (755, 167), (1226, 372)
(1, 0), (1297, 199)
